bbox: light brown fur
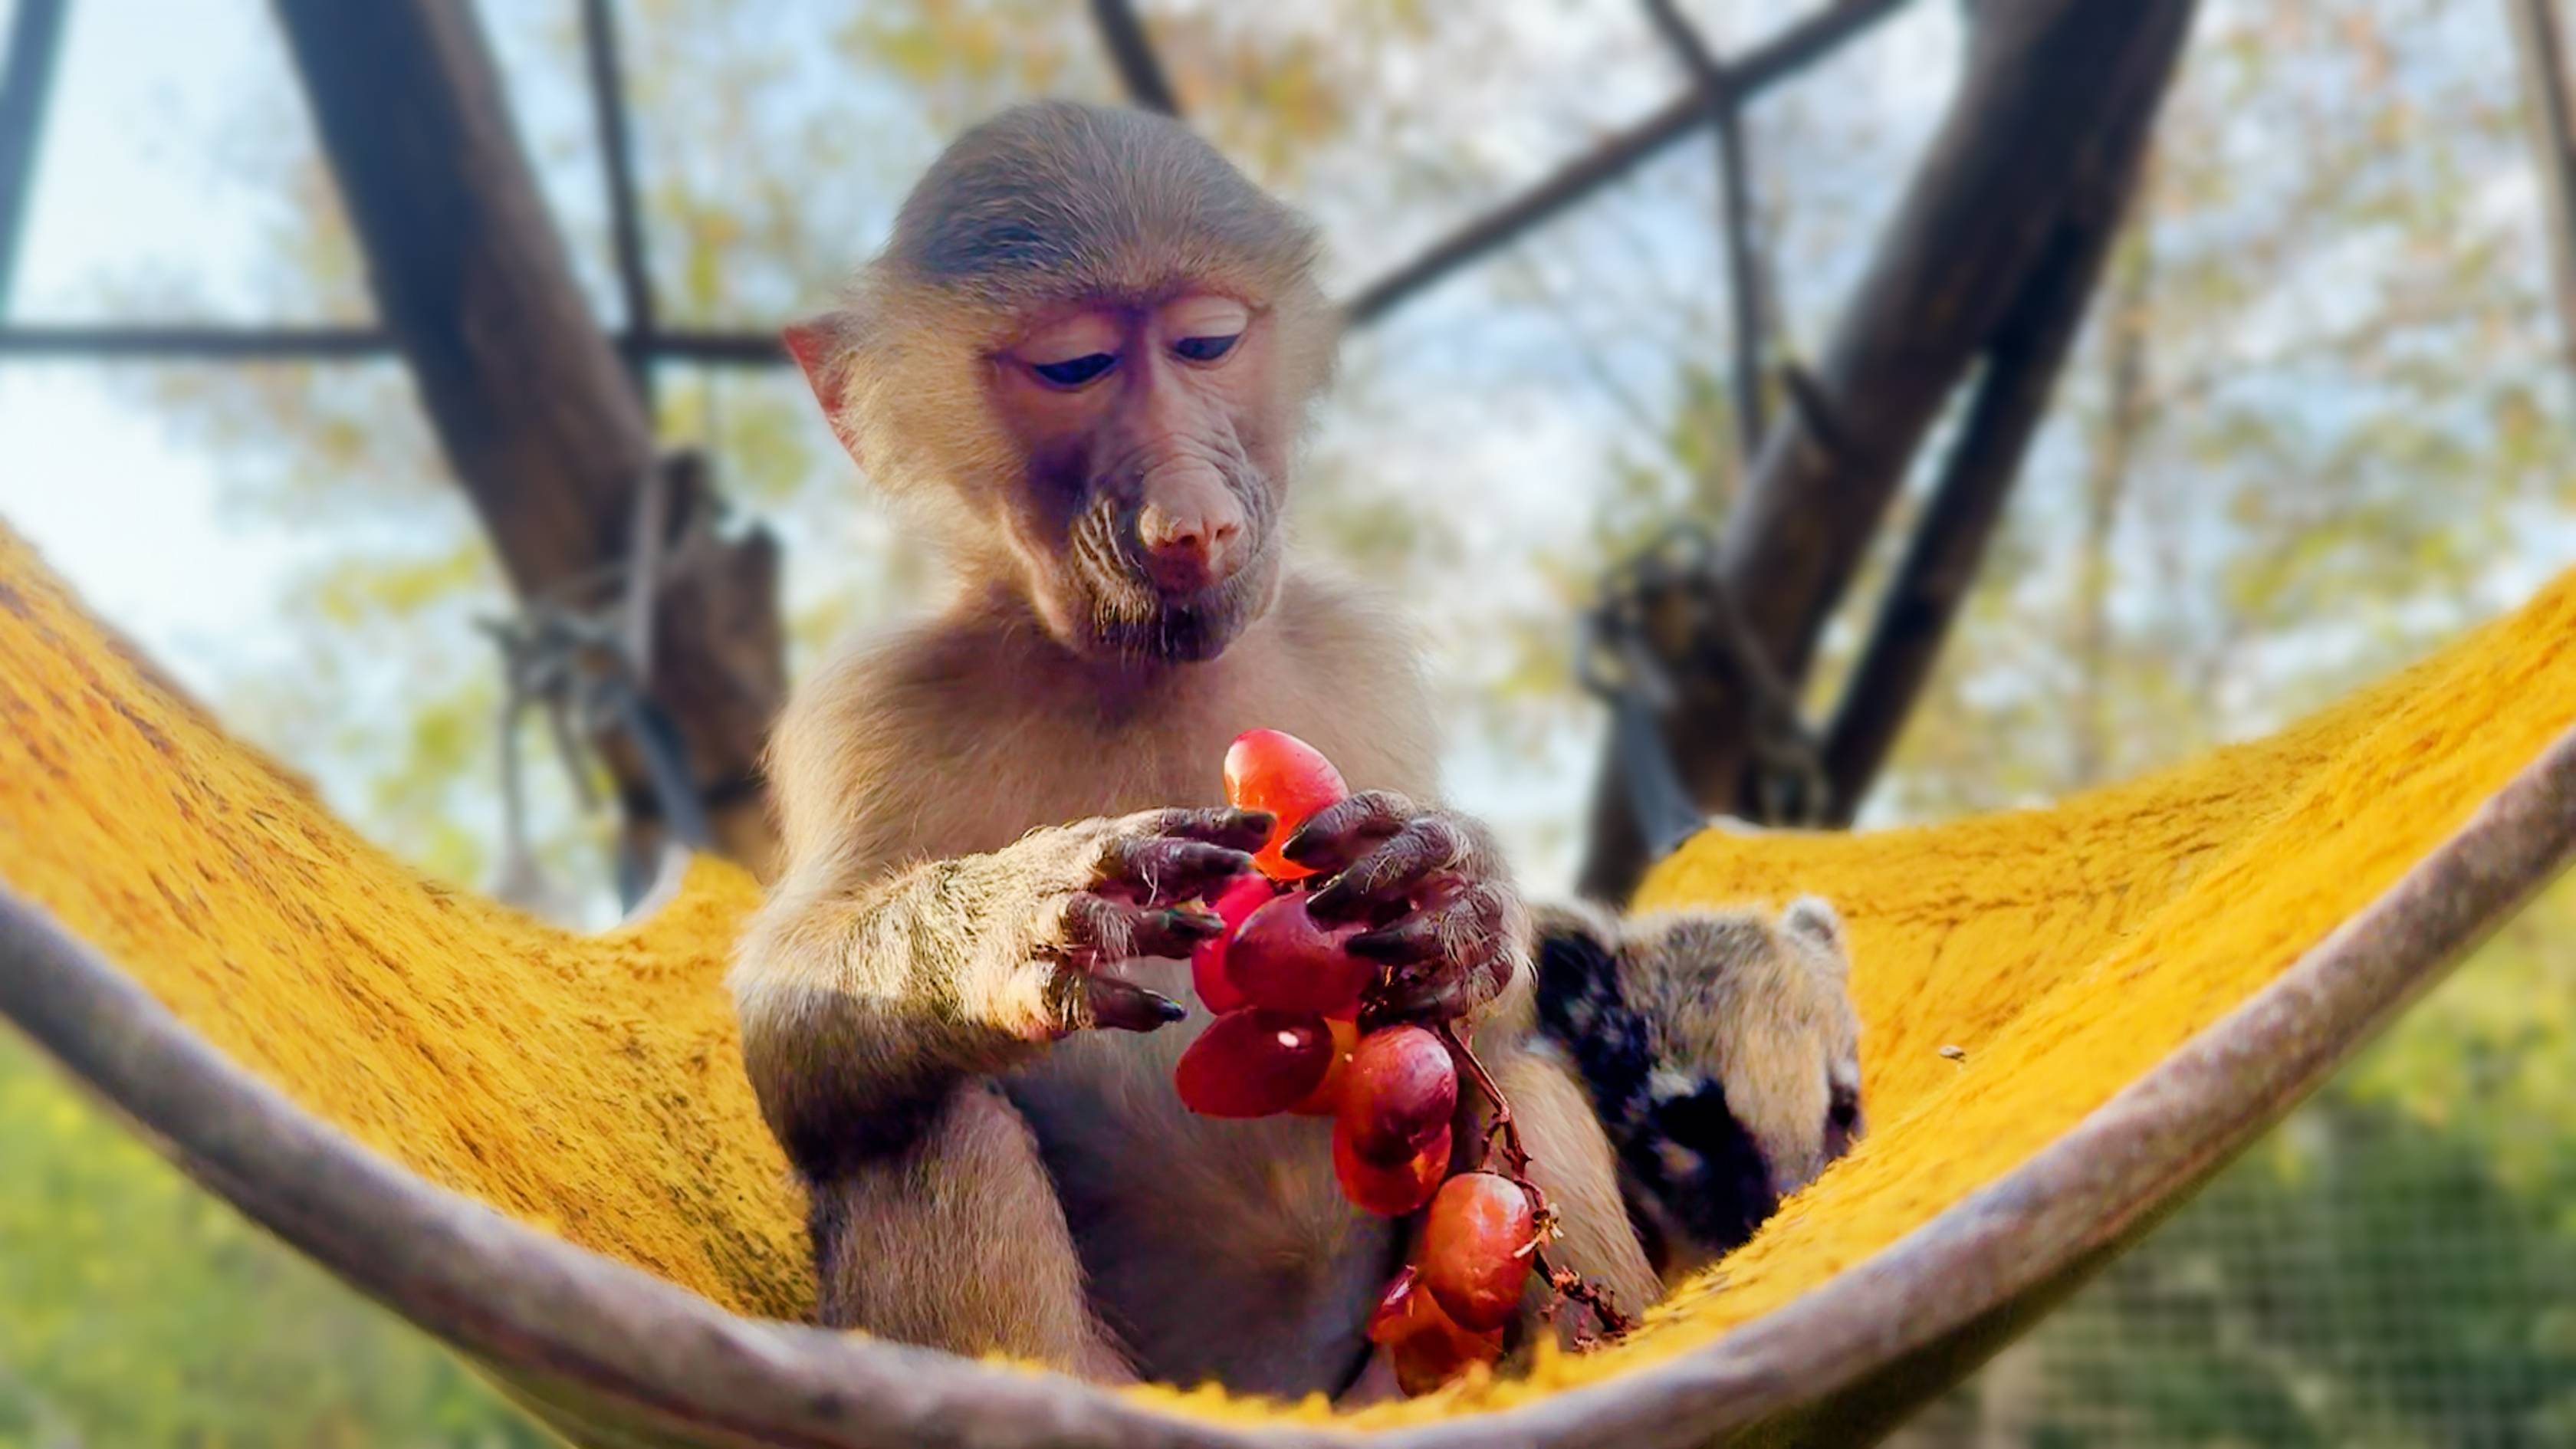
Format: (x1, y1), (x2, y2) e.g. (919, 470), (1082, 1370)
(732, 100), (1655, 1398)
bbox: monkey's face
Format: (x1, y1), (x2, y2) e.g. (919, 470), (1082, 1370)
(981, 291), (1291, 664)
(784, 104), (1333, 662)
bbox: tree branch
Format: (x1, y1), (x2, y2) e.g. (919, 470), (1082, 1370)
(1577, 0), (2200, 901)
(580, 0), (658, 405)
(1090, 0), (1181, 117)
(1342, 0), (1913, 328)
(8, 5), (1908, 365)
(1819, 143), (2160, 822)
(0, 0), (69, 313)
(0, 324), (788, 363)
(271, 0), (784, 878)
(2507, 0), (2576, 389)
(1640, 0), (1773, 457)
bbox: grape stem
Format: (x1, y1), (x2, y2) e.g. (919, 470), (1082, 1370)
(1434, 1022), (1637, 1343)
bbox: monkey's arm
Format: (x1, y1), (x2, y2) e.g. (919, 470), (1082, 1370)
(731, 807), (1266, 1173)
(729, 808), (1264, 1366)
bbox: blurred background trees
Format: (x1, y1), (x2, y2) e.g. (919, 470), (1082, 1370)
(1, 0), (2571, 1442)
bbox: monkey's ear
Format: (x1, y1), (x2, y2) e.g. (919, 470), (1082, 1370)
(1782, 895), (1846, 965)
(782, 314), (862, 463)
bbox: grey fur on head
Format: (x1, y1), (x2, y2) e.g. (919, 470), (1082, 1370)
(886, 101), (1319, 308)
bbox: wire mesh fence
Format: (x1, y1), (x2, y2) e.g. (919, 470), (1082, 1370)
(1894, 880), (2576, 1448)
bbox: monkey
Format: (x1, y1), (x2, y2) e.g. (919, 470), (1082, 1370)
(731, 99), (1661, 1401)
(1510, 896), (1865, 1286)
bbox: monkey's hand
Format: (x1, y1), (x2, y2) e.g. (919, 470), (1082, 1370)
(1010, 806), (1272, 1037)
(1281, 792), (1526, 1021)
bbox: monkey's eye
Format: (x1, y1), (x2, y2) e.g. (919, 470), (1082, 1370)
(1030, 353), (1117, 388)
(1162, 294), (1250, 365)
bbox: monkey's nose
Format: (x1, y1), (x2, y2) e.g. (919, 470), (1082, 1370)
(1138, 507), (1243, 593)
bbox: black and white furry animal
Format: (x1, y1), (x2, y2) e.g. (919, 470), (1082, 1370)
(1522, 898), (1863, 1284)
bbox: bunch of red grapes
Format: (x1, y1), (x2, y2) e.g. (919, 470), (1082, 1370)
(1172, 729), (1619, 1395)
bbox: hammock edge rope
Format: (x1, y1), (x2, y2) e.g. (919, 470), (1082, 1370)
(2, 715), (2568, 1449)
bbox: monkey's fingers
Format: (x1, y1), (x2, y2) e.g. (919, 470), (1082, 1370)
(1307, 813), (1475, 924)
(1083, 974), (1188, 1033)
(1373, 946), (1514, 1021)
(1346, 879), (1510, 967)
(1053, 892), (1226, 961)
(1129, 806), (1275, 853)
(1099, 837), (1259, 906)
(1279, 790), (1412, 878)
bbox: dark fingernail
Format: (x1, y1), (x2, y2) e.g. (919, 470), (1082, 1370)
(1163, 908), (1224, 938)
(1307, 883), (1364, 922)
(1345, 927), (1408, 961)
(1089, 978), (1184, 1033)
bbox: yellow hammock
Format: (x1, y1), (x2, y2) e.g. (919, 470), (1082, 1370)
(2, 519), (2571, 1448)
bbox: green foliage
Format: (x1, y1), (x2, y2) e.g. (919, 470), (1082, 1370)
(1925, 885), (2576, 1448)
(0, 1035), (552, 1448)
(1875, 3), (2576, 1437)
(12, 0), (2574, 1441)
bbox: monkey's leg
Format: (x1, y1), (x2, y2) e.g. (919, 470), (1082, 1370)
(811, 1079), (1132, 1382)
(1487, 1042), (1663, 1339)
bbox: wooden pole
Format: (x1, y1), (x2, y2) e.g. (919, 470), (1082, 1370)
(1577, 0), (2199, 900)
(271, 0), (784, 876)
(0, 324), (783, 363)
(1640, 0), (1772, 456)
(0, 0), (70, 313)
(2508, 0), (2576, 384)
(1820, 151), (2159, 821)
(1344, 0), (1911, 327)
(1091, 0), (1181, 116)
(581, 0), (659, 406)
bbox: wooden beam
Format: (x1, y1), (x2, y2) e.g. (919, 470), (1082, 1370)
(0, 0), (70, 312)
(1819, 143), (2160, 821)
(580, 0), (659, 404)
(270, 0), (784, 876)
(1090, 0), (1181, 117)
(1576, 0), (2200, 901)
(2508, 0), (2576, 384)
(1342, 0), (1912, 328)
(0, 324), (785, 363)
(1640, 0), (1773, 455)
(7, 3), (1912, 364)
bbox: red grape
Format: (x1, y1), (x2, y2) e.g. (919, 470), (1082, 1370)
(1337, 1025), (1457, 1166)
(1333, 1119), (1450, 1216)
(1368, 1267), (1503, 1395)
(1224, 893), (1374, 1016)
(1419, 1172), (1539, 1331)
(1291, 1016), (1360, 1116)
(1188, 872), (1276, 1014)
(1174, 1010), (1332, 1119)
(1366, 1267), (1426, 1345)
(1222, 728), (1349, 881)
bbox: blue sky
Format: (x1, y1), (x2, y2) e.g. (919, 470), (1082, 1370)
(3, 0), (2564, 901)
(2, 2), (315, 667)
(0, 0), (1972, 891)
